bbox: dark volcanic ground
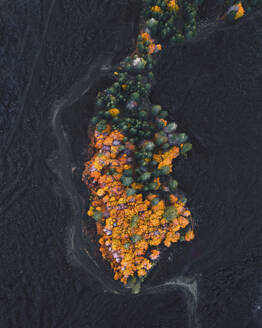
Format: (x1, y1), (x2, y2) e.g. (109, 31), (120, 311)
(1, 1), (262, 327)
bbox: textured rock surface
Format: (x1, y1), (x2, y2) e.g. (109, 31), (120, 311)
(0, 1), (261, 327)
(154, 9), (262, 327)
